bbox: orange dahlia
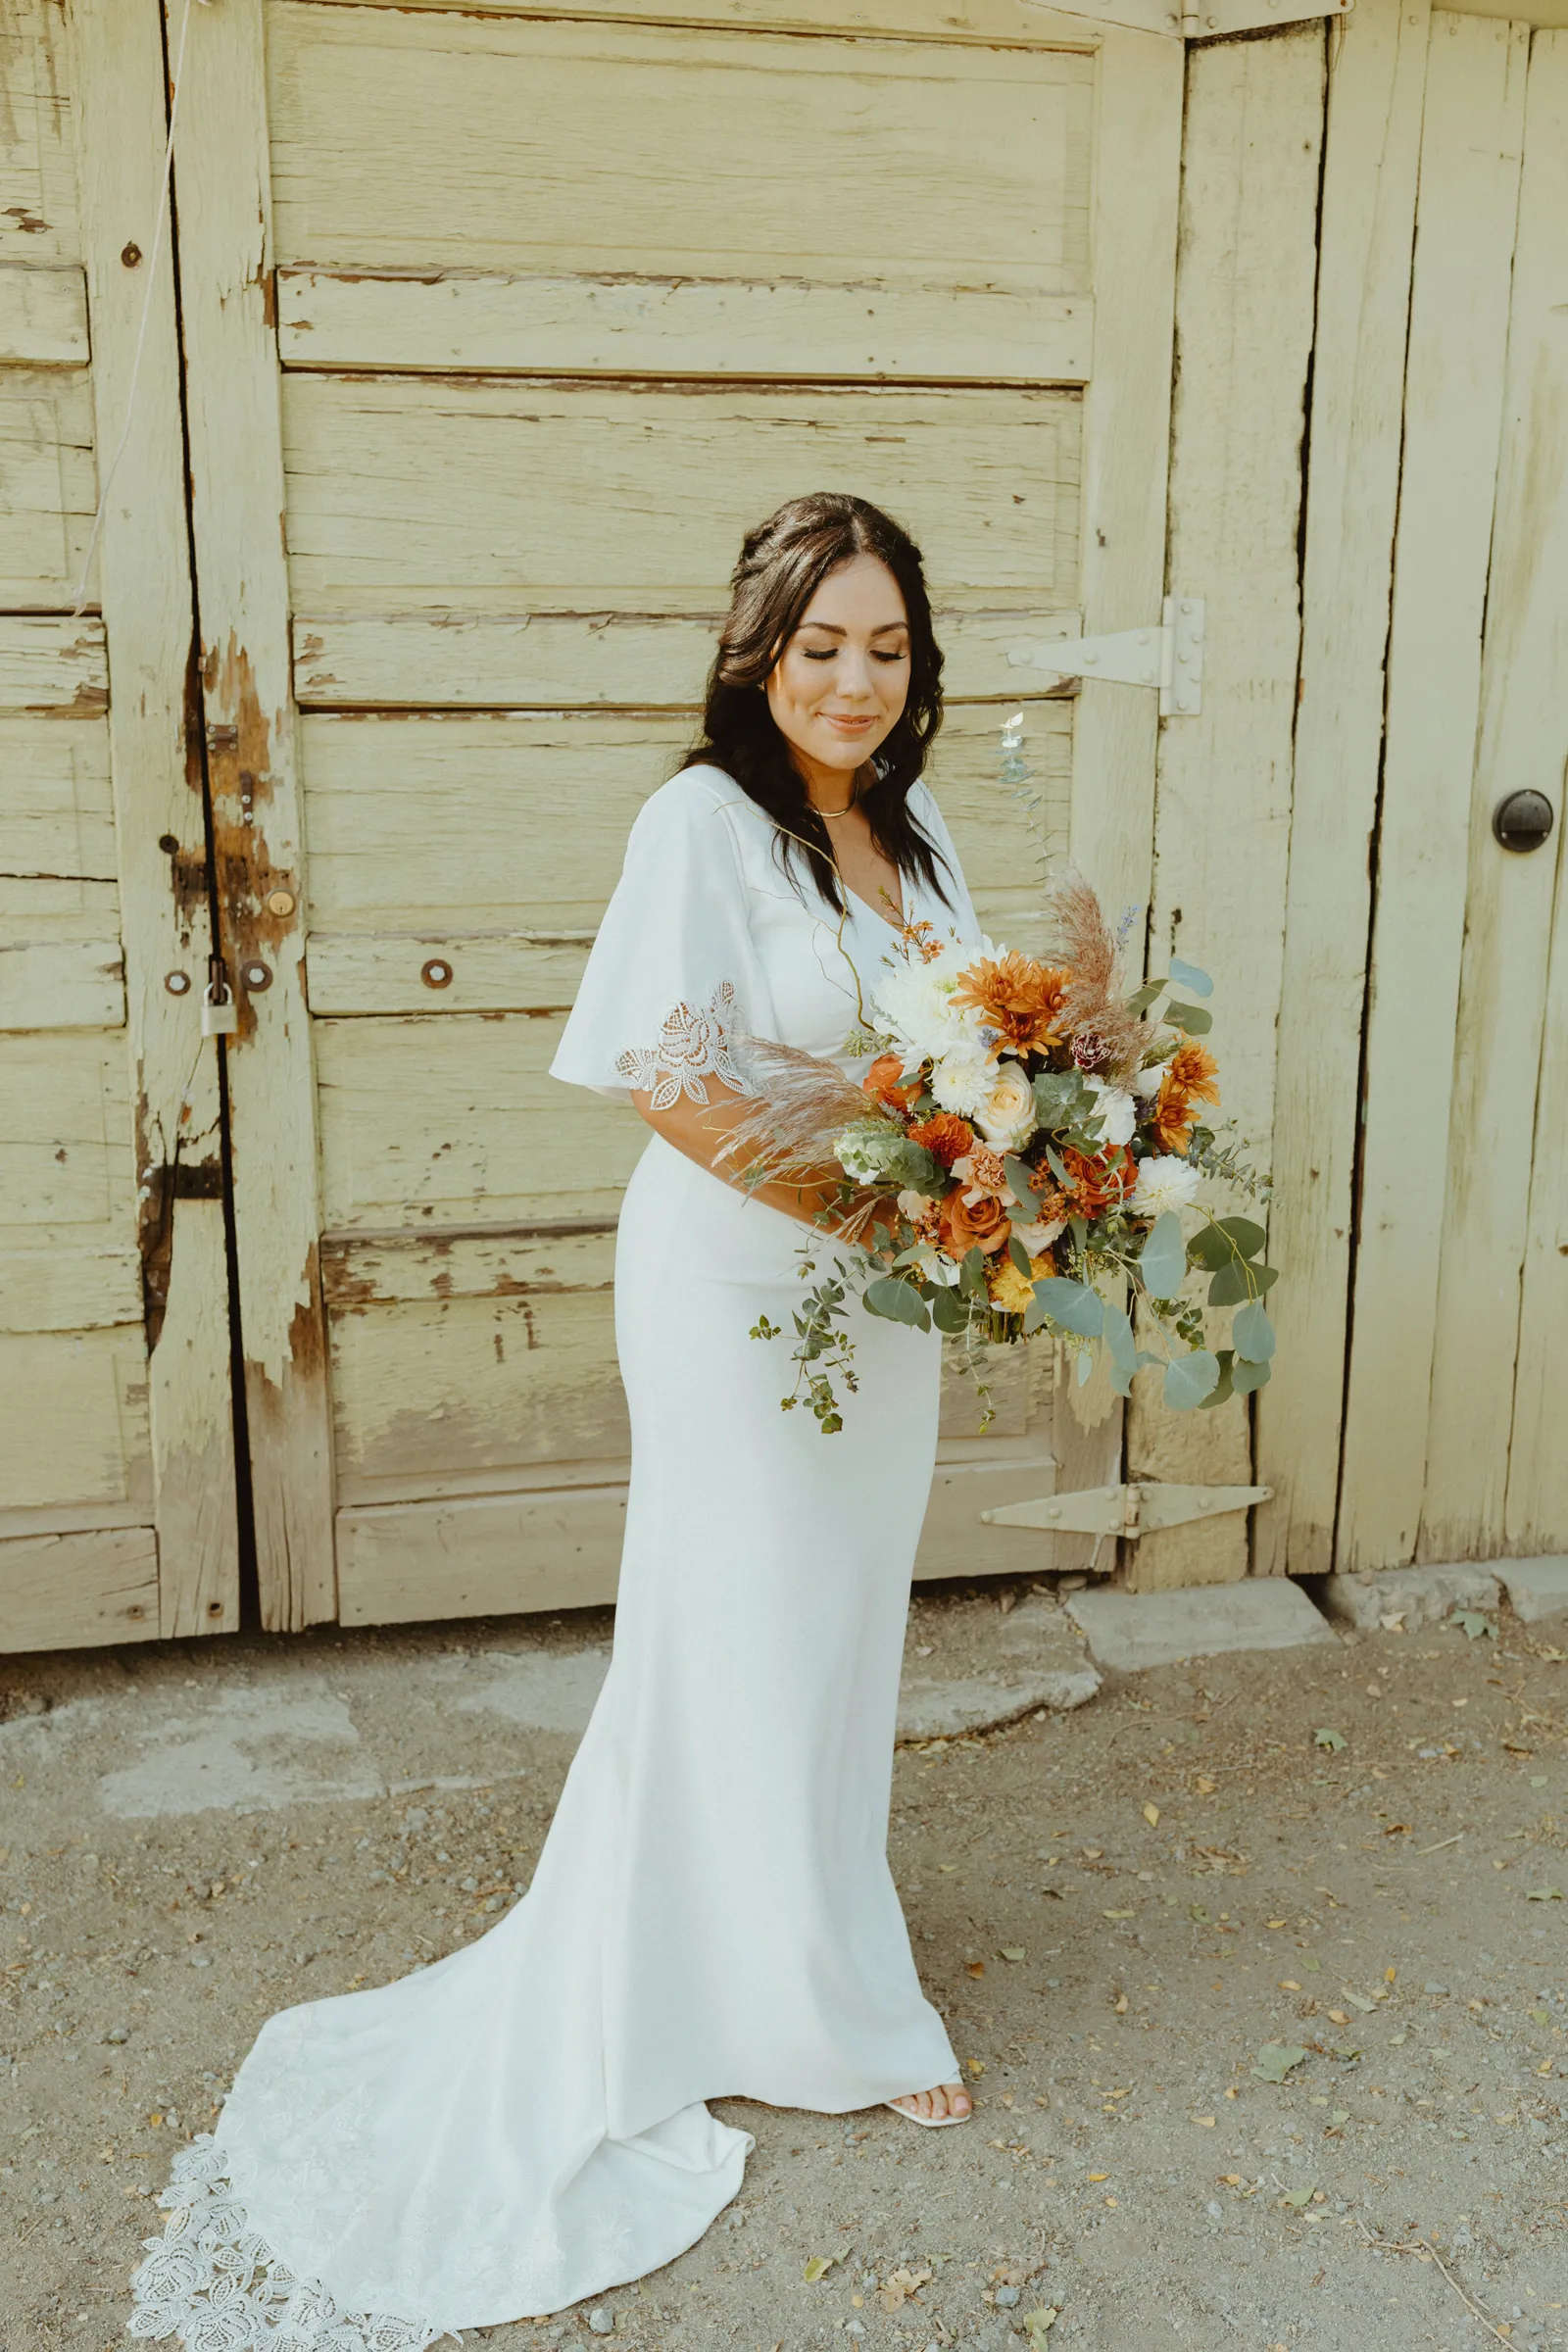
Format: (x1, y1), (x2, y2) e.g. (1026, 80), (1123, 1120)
(907, 1112), (976, 1168)
(951, 953), (1071, 1057)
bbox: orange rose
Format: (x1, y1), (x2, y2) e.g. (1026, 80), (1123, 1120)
(1058, 1144), (1136, 1215)
(861, 1053), (921, 1111)
(939, 1189), (1011, 1257)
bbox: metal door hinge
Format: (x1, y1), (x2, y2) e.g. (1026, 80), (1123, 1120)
(981, 1479), (1271, 1540)
(1007, 596), (1204, 717)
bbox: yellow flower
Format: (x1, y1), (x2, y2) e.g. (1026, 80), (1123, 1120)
(987, 1256), (1036, 1314)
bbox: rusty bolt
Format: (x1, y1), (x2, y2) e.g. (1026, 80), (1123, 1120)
(122, 242), (142, 269)
(241, 960), (272, 992)
(420, 958), (454, 990)
(165, 971), (192, 997)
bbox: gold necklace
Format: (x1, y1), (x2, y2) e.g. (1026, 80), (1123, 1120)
(816, 794), (858, 819)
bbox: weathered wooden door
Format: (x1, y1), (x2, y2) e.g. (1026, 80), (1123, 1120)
(167, 0), (1182, 1629)
(1, 0), (238, 1652)
(1338, 15), (1568, 1571)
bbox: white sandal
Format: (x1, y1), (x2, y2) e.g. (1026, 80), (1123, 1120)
(884, 2091), (973, 2130)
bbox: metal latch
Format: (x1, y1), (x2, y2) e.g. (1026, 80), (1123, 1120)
(1007, 595), (1205, 717)
(981, 1479), (1270, 1539)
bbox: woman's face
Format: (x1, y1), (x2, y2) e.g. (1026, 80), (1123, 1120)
(764, 553), (911, 787)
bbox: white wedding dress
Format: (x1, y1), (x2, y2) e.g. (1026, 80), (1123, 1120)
(128, 765), (981, 2348)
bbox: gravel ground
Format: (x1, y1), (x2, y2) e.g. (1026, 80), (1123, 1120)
(1, 1581), (1564, 2352)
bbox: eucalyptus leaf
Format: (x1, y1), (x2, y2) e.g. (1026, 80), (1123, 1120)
(957, 1246), (990, 1301)
(1102, 1302), (1137, 1376)
(1164, 1000), (1214, 1037)
(1108, 1358), (1135, 1397)
(1007, 1233), (1034, 1277)
(1163, 1349), (1220, 1410)
(1168, 957), (1213, 999)
(1045, 1145), (1073, 1191)
(1126, 978), (1166, 1018)
(1139, 1210), (1187, 1301)
(1033, 1069), (1097, 1128)
(1231, 1356), (1271, 1395)
(1200, 1348), (1236, 1410)
(1076, 1348), (1094, 1387)
(863, 1276), (930, 1331)
(1207, 1259), (1280, 1307)
(1004, 1153), (1039, 1214)
(1232, 1299), (1276, 1363)
(1186, 1215), (1267, 1272)
(931, 1288), (970, 1336)
(1032, 1276), (1104, 1338)
(1021, 1288), (1054, 1336)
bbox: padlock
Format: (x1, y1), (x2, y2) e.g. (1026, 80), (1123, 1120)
(201, 978), (238, 1037)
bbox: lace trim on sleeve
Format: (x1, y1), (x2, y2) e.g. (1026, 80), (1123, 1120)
(613, 982), (745, 1110)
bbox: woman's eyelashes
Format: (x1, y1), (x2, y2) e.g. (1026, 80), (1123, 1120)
(800, 646), (908, 663)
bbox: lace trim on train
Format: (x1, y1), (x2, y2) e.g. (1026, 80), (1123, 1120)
(127, 2135), (447, 2352)
(614, 982), (744, 1110)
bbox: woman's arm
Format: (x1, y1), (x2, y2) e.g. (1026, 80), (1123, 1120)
(631, 1079), (894, 1243)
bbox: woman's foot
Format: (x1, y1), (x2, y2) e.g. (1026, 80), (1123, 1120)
(888, 2081), (971, 2124)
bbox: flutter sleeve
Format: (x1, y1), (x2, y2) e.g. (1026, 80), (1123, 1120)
(549, 767), (769, 1106)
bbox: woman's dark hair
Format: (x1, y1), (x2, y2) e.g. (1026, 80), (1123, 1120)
(686, 492), (950, 914)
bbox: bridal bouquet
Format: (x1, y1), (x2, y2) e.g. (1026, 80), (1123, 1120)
(737, 873), (1277, 1434)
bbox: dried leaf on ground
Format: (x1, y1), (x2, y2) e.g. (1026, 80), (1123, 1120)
(803, 2246), (852, 2283)
(1314, 1728), (1347, 1752)
(1252, 2043), (1309, 2084)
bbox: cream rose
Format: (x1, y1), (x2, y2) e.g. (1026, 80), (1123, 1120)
(972, 1058), (1038, 1152)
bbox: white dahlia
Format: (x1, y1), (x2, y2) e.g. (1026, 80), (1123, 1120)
(1129, 1153), (1202, 1218)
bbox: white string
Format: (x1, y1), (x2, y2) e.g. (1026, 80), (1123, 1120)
(69, 0), (207, 619)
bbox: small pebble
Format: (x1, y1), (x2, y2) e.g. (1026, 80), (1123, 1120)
(104, 2027), (129, 2044)
(1423, 1981), (1448, 1995)
(995, 2285), (1020, 2307)
(586, 2308), (613, 2335)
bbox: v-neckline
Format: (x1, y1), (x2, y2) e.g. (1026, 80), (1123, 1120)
(846, 882), (906, 936)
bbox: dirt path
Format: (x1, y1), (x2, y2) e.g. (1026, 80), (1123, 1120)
(2, 1587), (1564, 2352)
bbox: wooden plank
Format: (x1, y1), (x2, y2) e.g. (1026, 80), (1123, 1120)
(298, 705), (1071, 946)
(292, 609), (1082, 711)
(320, 1225), (616, 1307)
(0, 1329), (152, 1514)
(1054, 26), (1183, 1570)
(0, 716), (118, 934)
(167, 0), (334, 1631)
(306, 933), (588, 1019)
(277, 270), (1094, 387)
(0, 938), (124, 1029)
(0, 1032), (133, 1231)
(332, 1290), (629, 1489)
(0, 617), (107, 713)
(0, 1), (81, 268)
(270, 0), (1102, 52)
(315, 1013), (638, 1230)
(1337, 12), (1527, 1575)
(0, 1243), (143, 1334)
(0, 1528), (160, 1656)
(1254, 0), (1433, 1579)
(268, 9), (1093, 288)
(72, 0), (241, 1639)
(337, 1438), (1070, 1626)
(337, 1487), (628, 1625)
(280, 378), (1081, 618)
(1429, 27), (1568, 1562)
(0, 366), (97, 606)
(288, 0), (1103, 41)
(1125, 25), (1324, 1593)
(0, 263), (89, 365)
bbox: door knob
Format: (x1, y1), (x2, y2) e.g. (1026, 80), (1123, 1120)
(1492, 790), (1555, 853)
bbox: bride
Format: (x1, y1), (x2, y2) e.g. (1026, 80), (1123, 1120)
(129, 492), (981, 2349)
